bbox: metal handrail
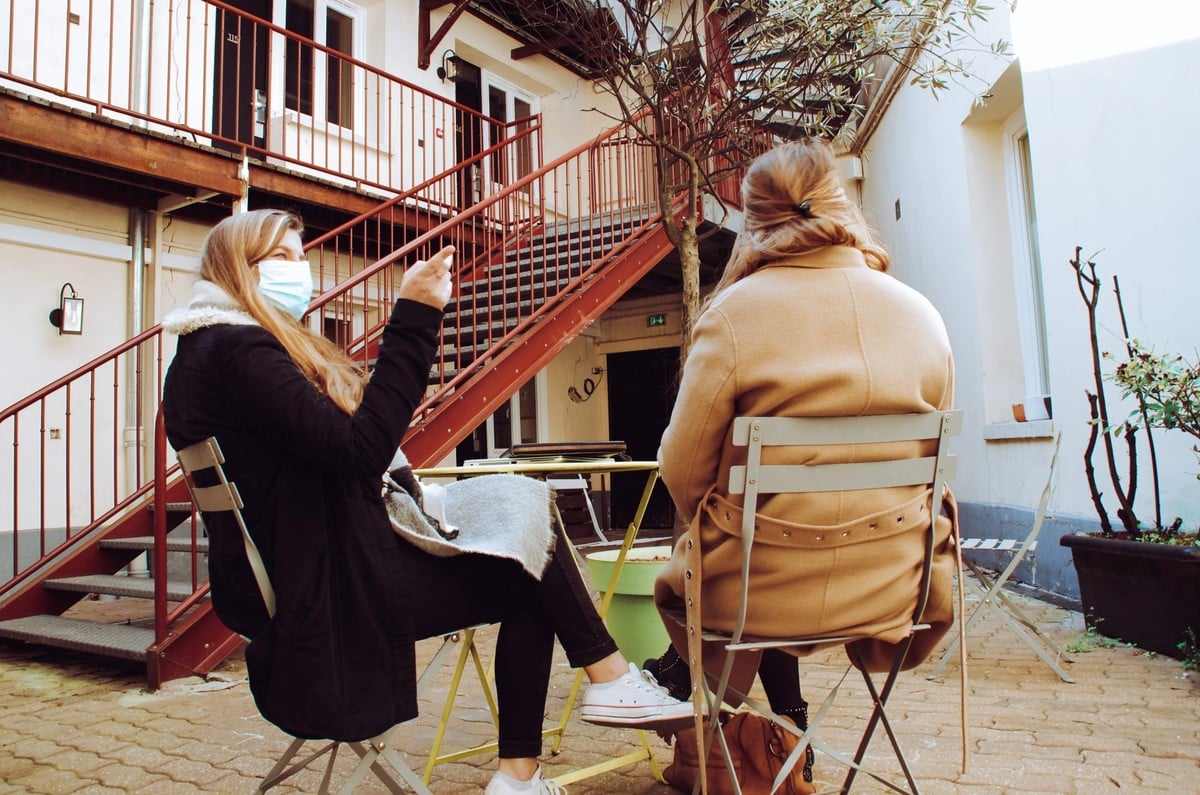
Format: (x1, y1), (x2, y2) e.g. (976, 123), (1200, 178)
(1, 0), (498, 196)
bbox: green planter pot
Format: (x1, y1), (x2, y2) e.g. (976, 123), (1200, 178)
(587, 545), (673, 667)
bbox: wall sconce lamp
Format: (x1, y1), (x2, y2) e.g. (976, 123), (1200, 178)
(49, 282), (85, 335)
(436, 49), (461, 83)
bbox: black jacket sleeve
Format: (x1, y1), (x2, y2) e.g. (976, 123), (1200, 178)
(201, 298), (442, 478)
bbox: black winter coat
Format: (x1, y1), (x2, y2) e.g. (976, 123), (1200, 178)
(163, 298), (443, 741)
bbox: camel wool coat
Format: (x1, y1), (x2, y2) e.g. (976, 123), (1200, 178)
(654, 245), (957, 675)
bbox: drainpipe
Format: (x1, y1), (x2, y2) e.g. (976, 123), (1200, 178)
(124, 209), (149, 579)
(131, 0), (150, 123)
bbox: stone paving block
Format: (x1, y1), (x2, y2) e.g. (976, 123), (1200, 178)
(38, 749), (111, 776)
(138, 715), (211, 740)
(91, 763), (171, 792)
(0, 712), (48, 733)
(60, 732), (129, 758)
(1134, 763), (1200, 791)
(7, 766), (95, 793)
(128, 730), (192, 754)
(85, 718), (146, 742)
(107, 743), (173, 770)
(171, 739), (242, 767)
(153, 754), (232, 787)
(70, 785), (128, 795)
(0, 754), (36, 781)
(135, 778), (210, 794)
(6, 737), (64, 761)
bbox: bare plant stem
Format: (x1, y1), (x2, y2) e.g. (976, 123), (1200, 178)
(1113, 274), (1163, 529)
(1072, 246), (1140, 537)
(1084, 392), (1113, 535)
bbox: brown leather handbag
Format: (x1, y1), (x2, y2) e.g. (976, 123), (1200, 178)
(663, 711), (815, 795)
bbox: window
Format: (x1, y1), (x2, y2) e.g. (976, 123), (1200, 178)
(284, 0), (358, 127)
(1005, 118), (1049, 396)
(481, 74), (538, 191)
(490, 379), (540, 454)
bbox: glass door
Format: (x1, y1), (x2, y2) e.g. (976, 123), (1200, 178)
(481, 74), (538, 200)
(456, 376), (542, 464)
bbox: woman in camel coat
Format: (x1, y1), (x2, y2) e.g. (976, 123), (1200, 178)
(653, 140), (958, 720)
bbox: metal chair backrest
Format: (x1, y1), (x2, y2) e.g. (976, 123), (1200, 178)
(175, 437), (276, 618)
(727, 410), (962, 646)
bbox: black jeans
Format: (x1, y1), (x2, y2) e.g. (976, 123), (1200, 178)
(399, 530), (618, 758)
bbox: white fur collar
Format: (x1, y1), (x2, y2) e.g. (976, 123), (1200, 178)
(162, 280), (259, 335)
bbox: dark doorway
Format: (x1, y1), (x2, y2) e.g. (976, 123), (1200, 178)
(212, 0), (271, 150)
(606, 346), (681, 537)
(452, 58), (483, 209)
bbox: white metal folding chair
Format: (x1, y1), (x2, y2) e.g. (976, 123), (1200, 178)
(176, 436), (441, 794)
(547, 475), (608, 546)
(929, 433), (1074, 683)
(680, 411), (963, 795)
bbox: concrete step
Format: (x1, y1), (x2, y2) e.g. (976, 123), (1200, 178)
(44, 574), (196, 602)
(0, 614), (152, 661)
(101, 535), (209, 553)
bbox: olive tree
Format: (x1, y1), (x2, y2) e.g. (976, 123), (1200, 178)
(519, 0), (1005, 355)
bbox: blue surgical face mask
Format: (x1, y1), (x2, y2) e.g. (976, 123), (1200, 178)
(256, 259), (313, 320)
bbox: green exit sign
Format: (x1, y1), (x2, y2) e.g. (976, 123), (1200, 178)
(647, 313), (667, 327)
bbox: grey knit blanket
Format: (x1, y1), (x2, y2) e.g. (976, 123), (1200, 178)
(384, 472), (556, 580)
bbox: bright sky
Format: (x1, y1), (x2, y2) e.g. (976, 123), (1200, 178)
(1014, 0), (1200, 71)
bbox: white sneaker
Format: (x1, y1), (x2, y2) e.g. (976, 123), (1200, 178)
(580, 663), (695, 730)
(484, 765), (566, 795)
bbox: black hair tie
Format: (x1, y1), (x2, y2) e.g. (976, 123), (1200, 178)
(794, 199), (814, 218)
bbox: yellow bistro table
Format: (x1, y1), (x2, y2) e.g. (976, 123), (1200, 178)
(412, 459), (665, 787)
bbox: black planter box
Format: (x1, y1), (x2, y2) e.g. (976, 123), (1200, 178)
(1060, 533), (1200, 657)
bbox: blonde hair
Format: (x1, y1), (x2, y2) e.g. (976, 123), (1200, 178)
(199, 209), (365, 413)
(704, 139), (889, 313)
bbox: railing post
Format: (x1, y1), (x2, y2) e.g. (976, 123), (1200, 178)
(153, 407), (168, 642)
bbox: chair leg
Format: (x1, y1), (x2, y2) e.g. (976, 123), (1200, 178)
(256, 738), (336, 792)
(930, 559), (1074, 684)
(843, 643), (921, 795)
(334, 728), (436, 795)
(699, 650), (750, 794)
(984, 588), (1075, 683)
(423, 627), (501, 783)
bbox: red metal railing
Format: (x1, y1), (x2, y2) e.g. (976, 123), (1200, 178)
(1, 0), (494, 196)
(0, 126), (540, 604)
(1, 327), (167, 596)
(302, 117), (664, 436)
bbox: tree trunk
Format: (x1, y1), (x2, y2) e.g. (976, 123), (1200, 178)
(677, 219), (701, 365)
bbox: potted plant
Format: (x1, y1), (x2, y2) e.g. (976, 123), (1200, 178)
(1059, 247), (1200, 658)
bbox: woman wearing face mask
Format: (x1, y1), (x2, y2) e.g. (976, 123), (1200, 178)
(162, 209), (691, 794)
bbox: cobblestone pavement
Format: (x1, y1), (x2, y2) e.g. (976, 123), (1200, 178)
(1, 588), (1198, 794)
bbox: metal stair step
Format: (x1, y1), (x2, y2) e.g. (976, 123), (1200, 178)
(101, 535), (209, 553)
(0, 614), (152, 661)
(146, 502), (194, 513)
(44, 574), (195, 601)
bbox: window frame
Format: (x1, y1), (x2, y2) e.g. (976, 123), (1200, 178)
(276, 0), (365, 132)
(1002, 110), (1050, 397)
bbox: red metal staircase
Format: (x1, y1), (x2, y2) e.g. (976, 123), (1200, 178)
(0, 118), (682, 686)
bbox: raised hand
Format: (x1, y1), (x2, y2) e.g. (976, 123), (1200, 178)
(399, 245), (455, 309)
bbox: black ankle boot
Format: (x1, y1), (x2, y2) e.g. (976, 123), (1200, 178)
(642, 645), (691, 702)
(779, 703), (815, 783)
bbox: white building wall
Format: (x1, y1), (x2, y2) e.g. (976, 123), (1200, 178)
(859, 1), (1200, 545)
